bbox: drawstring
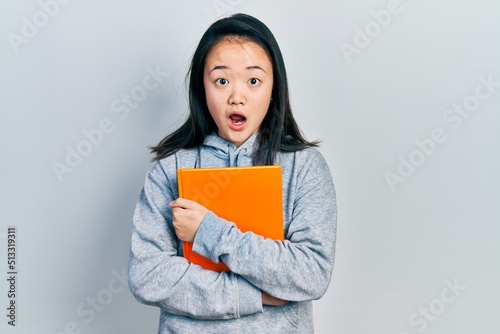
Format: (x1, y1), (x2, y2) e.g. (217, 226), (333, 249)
(196, 142), (251, 168)
(228, 145), (248, 167)
(228, 144), (235, 167)
(236, 147), (247, 166)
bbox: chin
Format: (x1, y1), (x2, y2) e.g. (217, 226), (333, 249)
(226, 133), (249, 147)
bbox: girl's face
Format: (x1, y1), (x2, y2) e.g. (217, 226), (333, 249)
(204, 38), (274, 147)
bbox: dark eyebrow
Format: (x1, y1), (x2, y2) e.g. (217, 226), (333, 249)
(246, 65), (266, 73)
(208, 65), (267, 74)
(208, 65), (228, 74)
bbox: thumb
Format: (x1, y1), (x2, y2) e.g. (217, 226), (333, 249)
(169, 197), (194, 209)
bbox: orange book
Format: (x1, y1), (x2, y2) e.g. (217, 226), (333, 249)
(177, 165), (284, 272)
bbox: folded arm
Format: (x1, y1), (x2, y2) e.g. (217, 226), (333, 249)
(128, 162), (263, 319)
(192, 150), (337, 302)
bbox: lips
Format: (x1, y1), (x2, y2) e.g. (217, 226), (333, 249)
(228, 112), (246, 130)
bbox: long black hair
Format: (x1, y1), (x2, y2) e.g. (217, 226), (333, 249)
(151, 13), (318, 164)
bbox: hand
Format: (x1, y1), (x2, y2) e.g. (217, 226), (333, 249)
(261, 291), (288, 306)
(169, 198), (209, 242)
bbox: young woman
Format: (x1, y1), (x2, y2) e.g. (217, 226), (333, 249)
(128, 13), (337, 333)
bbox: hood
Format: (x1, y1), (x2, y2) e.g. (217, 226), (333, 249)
(200, 132), (258, 167)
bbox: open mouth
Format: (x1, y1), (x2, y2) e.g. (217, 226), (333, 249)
(229, 114), (246, 125)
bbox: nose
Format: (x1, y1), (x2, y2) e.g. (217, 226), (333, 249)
(228, 85), (246, 105)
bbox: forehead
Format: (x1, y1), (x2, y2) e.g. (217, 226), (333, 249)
(205, 38), (272, 70)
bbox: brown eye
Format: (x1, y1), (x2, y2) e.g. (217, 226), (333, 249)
(248, 78), (260, 85)
(216, 78), (228, 85)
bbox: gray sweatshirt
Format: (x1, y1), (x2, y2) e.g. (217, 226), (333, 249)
(128, 133), (337, 333)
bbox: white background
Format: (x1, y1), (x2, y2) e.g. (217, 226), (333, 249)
(1, 0), (499, 333)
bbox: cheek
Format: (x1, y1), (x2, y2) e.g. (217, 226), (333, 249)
(204, 86), (217, 111)
(258, 82), (273, 106)
(204, 78), (216, 104)
(205, 90), (226, 123)
(205, 83), (223, 102)
(256, 90), (272, 112)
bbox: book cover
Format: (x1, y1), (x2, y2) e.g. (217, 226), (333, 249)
(177, 165), (284, 272)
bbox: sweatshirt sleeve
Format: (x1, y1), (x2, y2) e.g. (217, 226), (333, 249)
(128, 161), (263, 319)
(192, 149), (337, 302)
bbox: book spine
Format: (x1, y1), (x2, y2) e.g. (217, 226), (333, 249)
(177, 170), (191, 259)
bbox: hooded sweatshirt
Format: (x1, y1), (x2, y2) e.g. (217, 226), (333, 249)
(128, 133), (337, 334)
